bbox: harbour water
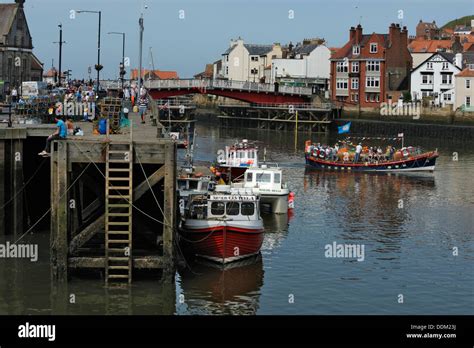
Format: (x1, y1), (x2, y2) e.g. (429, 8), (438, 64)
(0, 120), (473, 315)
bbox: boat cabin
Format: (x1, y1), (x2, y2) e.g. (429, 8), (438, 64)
(243, 167), (284, 191)
(218, 139), (259, 168)
(186, 194), (260, 220)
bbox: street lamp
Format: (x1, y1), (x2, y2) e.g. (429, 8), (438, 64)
(138, 2), (148, 94)
(108, 32), (126, 89)
(76, 10), (102, 95)
(53, 23), (66, 87)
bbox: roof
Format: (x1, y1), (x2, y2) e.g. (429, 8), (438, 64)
(411, 52), (460, 73)
(294, 43), (319, 55)
(456, 67), (474, 77)
(130, 69), (178, 80)
(194, 64), (213, 79)
(31, 54), (43, 71)
(332, 33), (388, 59)
(0, 4), (18, 44)
(463, 51), (474, 67)
(408, 39), (452, 53)
(418, 21), (438, 29)
(454, 25), (472, 32)
(244, 44), (273, 56)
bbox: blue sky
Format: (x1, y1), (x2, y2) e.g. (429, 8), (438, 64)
(12, 0), (474, 79)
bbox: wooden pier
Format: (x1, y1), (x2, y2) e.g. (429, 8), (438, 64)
(0, 117), (177, 285)
(218, 102), (339, 133)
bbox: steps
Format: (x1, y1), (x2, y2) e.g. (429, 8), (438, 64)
(105, 142), (133, 285)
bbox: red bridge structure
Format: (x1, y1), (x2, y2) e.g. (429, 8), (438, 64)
(141, 79), (313, 104)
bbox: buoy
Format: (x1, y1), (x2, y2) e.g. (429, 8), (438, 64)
(288, 192), (295, 209)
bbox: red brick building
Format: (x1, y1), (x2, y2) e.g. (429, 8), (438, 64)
(330, 23), (412, 107)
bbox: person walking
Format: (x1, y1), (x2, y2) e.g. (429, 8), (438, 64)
(138, 96), (149, 124)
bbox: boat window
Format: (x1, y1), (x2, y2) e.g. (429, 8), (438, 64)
(241, 203), (255, 216)
(211, 202), (225, 215)
(226, 201), (240, 215)
(246, 172), (253, 182)
(274, 173), (281, 184)
(257, 173), (271, 183)
(188, 181), (198, 190)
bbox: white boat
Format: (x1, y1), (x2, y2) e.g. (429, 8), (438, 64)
(220, 165), (290, 214)
(213, 139), (259, 182)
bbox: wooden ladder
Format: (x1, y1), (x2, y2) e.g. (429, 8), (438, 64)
(105, 142), (133, 285)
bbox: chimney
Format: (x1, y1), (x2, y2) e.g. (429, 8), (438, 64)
(401, 26), (408, 48)
(350, 26), (356, 41)
(471, 19), (474, 28)
(15, 0), (25, 7)
(455, 53), (463, 68)
(355, 24), (363, 44)
(389, 23), (400, 45)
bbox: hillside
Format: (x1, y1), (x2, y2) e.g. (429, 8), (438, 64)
(441, 15), (474, 29)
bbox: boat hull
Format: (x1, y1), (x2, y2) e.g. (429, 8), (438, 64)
(305, 151), (438, 172)
(180, 220), (264, 264)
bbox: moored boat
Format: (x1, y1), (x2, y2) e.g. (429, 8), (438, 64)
(179, 192), (264, 263)
(212, 139), (259, 182)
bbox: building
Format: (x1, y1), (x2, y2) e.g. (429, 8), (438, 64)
(220, 38), (283, 82)
(270, 38), (331, 90)
(454, 66), (474, 111)
(330, 23), (412, 107)
(408, 38), (463, 68)
(0, 0), (43, 95)
(194, 64), (213, 79)
(410, 52), (462, 107)
(130, 69), (178, 81)
(454, 21), (473, 35)
(416, 20), (441, 40)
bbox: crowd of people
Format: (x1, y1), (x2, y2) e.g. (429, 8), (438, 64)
(308, 142), (402, 163)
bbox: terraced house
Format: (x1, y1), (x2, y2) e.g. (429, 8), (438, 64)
(0, 0), (43, 96)
(330, 23), (412, 108)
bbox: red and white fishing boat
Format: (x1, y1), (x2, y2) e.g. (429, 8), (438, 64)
(212, 139), (259, 182)
(179, 192), (264, 263)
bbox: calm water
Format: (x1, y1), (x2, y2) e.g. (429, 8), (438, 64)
(1, 121), (473, 315)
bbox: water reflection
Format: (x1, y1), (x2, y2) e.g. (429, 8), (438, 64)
(178, 255), (264, 315)
(261, 213), (291, 253)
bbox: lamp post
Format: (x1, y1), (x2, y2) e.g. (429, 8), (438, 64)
(108, 32), (126, 89)
(53, 23), (66, 87)
(76, 10), (102, 95)
(138, 2), (148, 94)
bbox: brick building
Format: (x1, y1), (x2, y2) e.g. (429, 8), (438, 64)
(0, 0), (43, 93)
(330, 23), (412, 107)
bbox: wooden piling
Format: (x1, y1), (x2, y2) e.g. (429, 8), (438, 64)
(163, 142), (176, 282)
(12, 139), (24, 238)
(51, 140), (69, 282)
(0, 140), (4, 234)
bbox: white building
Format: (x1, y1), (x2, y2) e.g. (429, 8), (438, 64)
(454, 66), (474, 111)
(271, 41), (331, 88)
(411, 52), (462, 107)
(220, 38), (283, 82)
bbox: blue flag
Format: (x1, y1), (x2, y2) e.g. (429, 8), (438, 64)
(338, 122), (351, 134)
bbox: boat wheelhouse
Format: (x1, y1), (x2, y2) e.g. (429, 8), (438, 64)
(230, 165), (290, 214)
(179, 193), (264, 263)
(214, 139), (259, 182)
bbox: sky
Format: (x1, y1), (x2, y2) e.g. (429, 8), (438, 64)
(8, 0), (474, 79)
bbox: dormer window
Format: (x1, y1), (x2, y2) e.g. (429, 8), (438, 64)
(427, 62), (433, 70)
(370, 43), (378, 53)
(352, 45), (360, 55)
(442, 62), (449, 70)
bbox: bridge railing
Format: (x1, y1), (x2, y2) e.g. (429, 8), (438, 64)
(142, 79), (313, 96)
(219, 102), (335, 110)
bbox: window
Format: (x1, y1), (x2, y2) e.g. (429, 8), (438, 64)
(351, 62), (359, 73)
(336, 78), (348, 89)
(336, 61), (348, 73)
(257, 173), (271, 183)
(421, 74), (433, 84)
(251, 56), (259, 62)
(370, 43), (378, 53)
(274, 173), (281, 184)
(351, 93), (359, 102)
(441, 74), (452, 84)
(226, 202), (240, 216)
(426, 62), (433, 70)
(211, 202), (225, 215)
(226, 55), (229, 62)
(246, 172), (253, 182)
(225, 66), (229, 74)
(366, 61), (380, 72)
(352, 45), (360, 55)
(442, 62), (449, 70)
(443, 94), (452, 101)
(241, 203), (255, 216)
(466, 79), (471, 89)
(251, 68), (258, 75)
(351, 77), (359, 89)
(366, 76), (380, 88)
(467, 96), (471, 107)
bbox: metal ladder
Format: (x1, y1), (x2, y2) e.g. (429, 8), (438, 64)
(105, 142), (133, 285)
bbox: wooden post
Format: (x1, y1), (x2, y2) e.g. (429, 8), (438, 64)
(162, 143), (176, 282)
(0, 140), (4, 234)
(12, 139), (24, 238)
(51, 141), (68, 282)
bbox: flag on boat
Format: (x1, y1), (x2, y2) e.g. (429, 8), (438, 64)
(398, 133), (404, 137)
(338, 122), (351, 134)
